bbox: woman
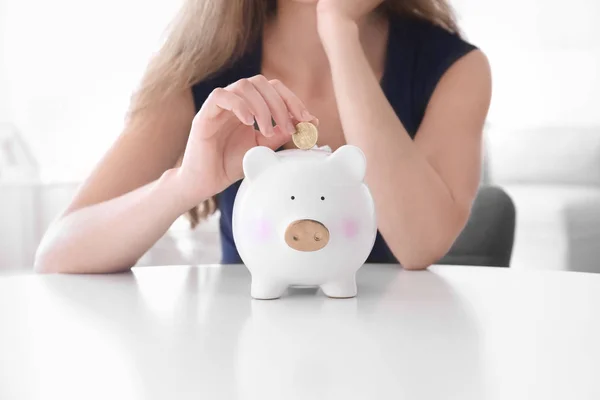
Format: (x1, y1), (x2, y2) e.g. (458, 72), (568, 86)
(34, 0), (491, 273)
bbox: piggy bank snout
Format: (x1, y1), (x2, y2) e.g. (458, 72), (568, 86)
(285, 219), (329, 252)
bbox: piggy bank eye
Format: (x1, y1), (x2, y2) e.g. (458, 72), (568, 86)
(291, 196), (295, 200)
(321, 196), (325, 201)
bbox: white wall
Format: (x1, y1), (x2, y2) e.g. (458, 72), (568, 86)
(454, 0), (600, 128)
(0, 0), (12, 121)
(0, 0), (181, 182)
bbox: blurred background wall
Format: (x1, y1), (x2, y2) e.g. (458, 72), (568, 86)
(1, 0), (599, 271)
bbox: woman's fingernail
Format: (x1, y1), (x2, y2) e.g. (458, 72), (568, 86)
(302, 110), (313, 121)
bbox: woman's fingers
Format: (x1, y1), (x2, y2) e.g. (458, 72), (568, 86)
(269, 78), (318, 125)
(248, 75), (296, 135)
(256, 124), (292, 149)
(201, 75), (318, 139)
(228, 78), (275, 137)
(201, 88), (255, 127)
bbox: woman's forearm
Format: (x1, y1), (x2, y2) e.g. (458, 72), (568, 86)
(34, 168), (198, 274)
(320, 17), (468, 269)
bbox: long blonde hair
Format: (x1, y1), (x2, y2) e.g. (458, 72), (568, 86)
(129, 0), (460, 228)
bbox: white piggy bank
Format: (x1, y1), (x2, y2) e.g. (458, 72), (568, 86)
(232, 145), (377, 300)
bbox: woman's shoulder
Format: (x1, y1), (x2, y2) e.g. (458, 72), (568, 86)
(389, 13), (477, 65)
(387, 13), (479, 126)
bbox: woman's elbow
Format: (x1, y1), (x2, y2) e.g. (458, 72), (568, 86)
(34, 225), (82, 274)
(33, 219), (137, 274)
(33, 219), (69, 273)
(34, 247), (136, 274)
(33, 247), (65, 274)
(400, 253), (439, 271)
(401, 208), (470, 270)
(394, 235), (456, 271)
(33, 233), (76, 274)
(402, 260), (433, 271)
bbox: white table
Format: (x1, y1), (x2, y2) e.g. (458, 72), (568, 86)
(1, 264), (599, 400)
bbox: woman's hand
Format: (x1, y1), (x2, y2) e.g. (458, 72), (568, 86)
(177, 75), (317, 205)
(316, 0), (383, 23)
(316, 0), (384, 51)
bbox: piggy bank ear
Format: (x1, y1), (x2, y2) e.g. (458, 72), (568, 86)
(327, 145), (366, 182)
(243, 146), (280, 180)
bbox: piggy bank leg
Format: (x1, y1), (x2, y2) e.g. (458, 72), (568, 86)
(251, 277), (288, 300)
(320, 275), (357, 299)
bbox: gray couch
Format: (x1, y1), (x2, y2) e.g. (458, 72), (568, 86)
(485, 125), (600, 273)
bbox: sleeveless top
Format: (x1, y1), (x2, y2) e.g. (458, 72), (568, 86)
(192, 14), (477, 264)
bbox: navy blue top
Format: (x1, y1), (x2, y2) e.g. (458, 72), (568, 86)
(192, 14), (477, 264)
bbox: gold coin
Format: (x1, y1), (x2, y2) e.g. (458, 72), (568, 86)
(292, 122), (319, 150)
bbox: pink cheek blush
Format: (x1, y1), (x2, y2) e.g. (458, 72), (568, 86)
(342, 218), (359, 239)
(253, 219), (273, 242)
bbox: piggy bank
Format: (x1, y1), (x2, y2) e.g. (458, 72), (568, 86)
(232, 145), (377, 299)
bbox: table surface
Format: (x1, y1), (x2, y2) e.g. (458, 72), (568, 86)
(1, 264), (599, 400)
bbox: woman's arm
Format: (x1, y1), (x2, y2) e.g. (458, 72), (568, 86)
(319, 16), (492, 270)
(35, 168), (198, 274)
(34, 90), (196, 274)
(35, 75), (310, 274)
